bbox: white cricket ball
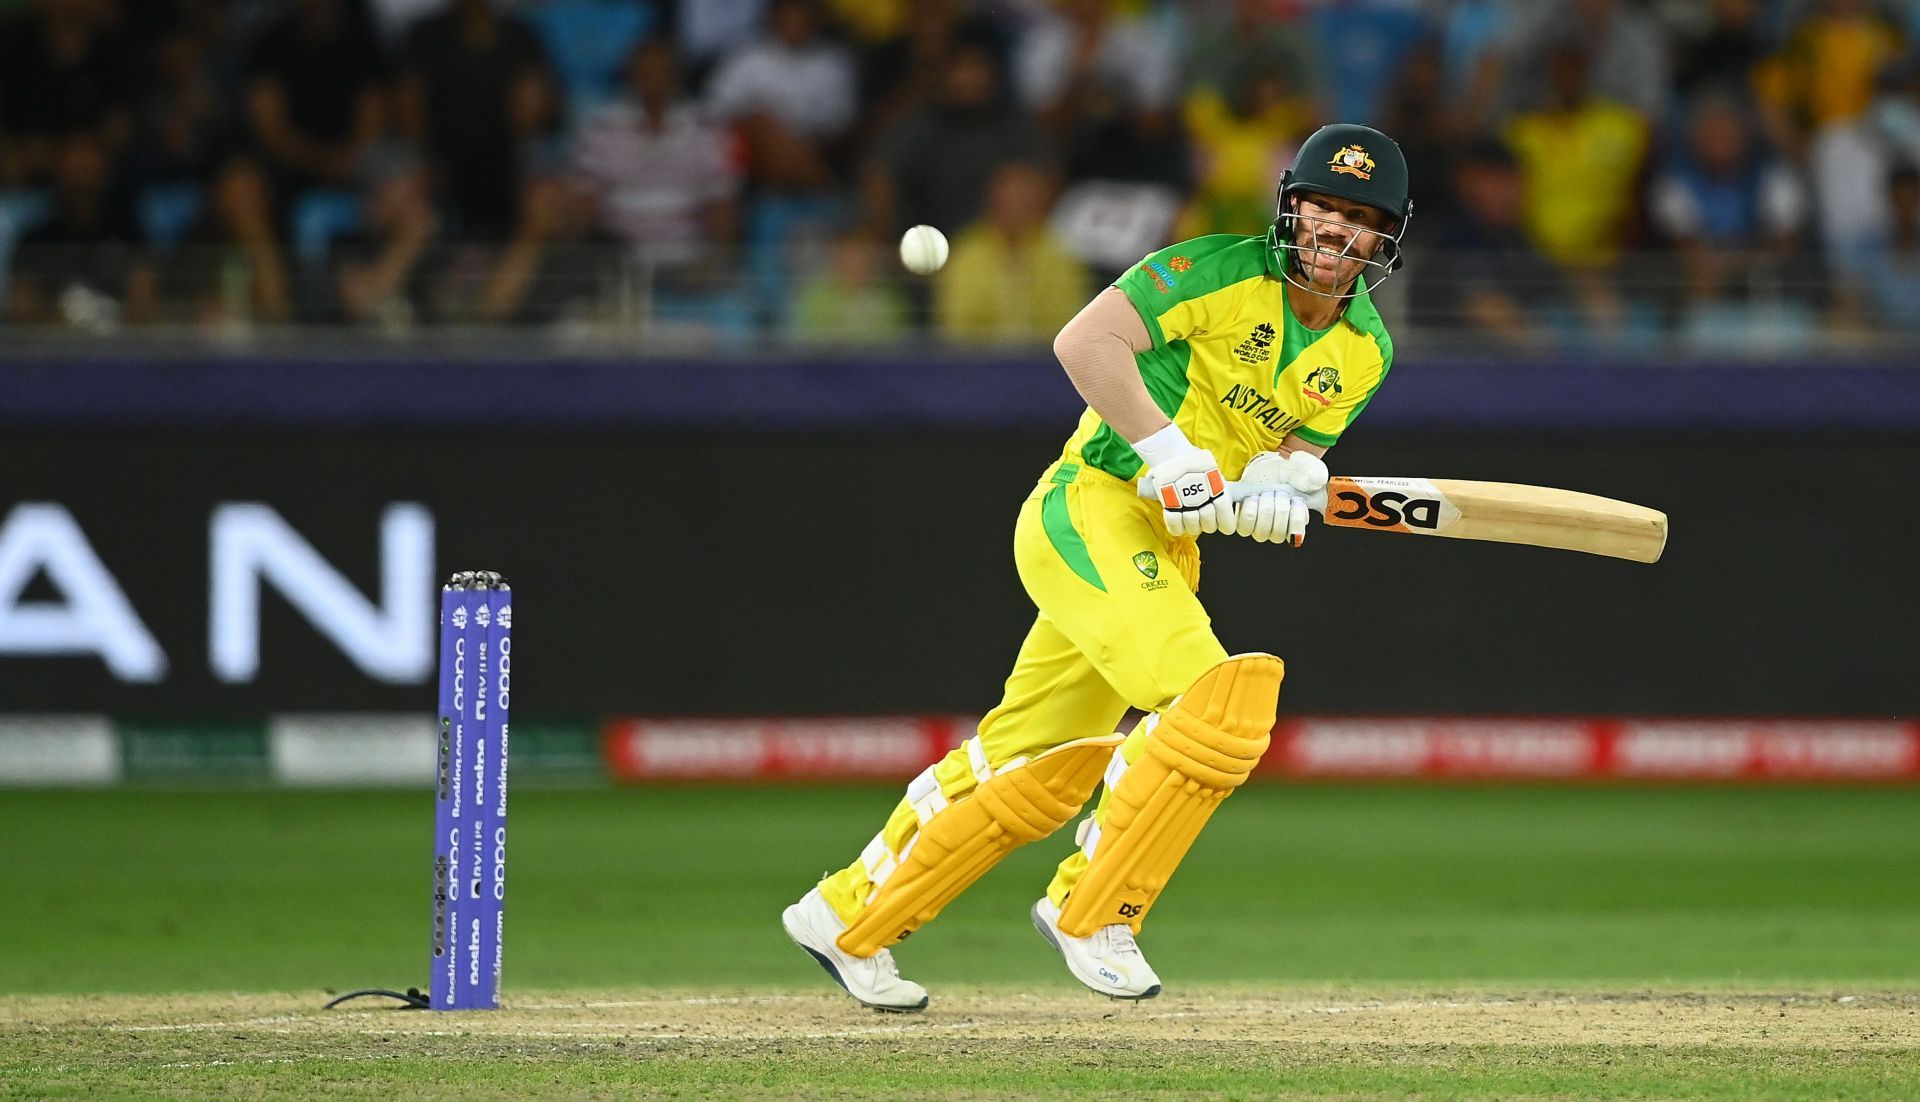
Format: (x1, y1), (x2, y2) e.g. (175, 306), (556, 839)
(899, 224), (949, 275)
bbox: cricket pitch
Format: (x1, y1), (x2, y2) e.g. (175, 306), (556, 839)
(5, 986), (1916, 1099)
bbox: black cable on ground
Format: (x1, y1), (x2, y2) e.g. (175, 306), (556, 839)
(323, 987), (429, 1010)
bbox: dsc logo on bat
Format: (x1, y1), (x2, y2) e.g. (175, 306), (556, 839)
(1329, 489), (1444, 530)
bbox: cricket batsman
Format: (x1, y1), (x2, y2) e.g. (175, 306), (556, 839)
(784, 123), (1411, 1010)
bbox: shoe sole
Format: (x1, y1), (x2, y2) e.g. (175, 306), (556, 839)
(781, 905), (928, 1013)
(1029, 901), (1161, 1001)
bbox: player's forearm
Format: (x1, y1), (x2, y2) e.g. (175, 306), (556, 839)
(1052, 288), (1167, 442)
(1276, 434), (1328, 460)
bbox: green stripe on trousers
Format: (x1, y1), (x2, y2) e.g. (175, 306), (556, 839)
(1041, 483), (1106, 591)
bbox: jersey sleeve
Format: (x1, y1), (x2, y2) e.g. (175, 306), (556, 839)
(1294, 332), (1392, 447)
(1112, 235), (1262, 350)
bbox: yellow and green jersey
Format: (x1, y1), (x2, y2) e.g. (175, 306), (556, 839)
(1060, 233), (1394, 482)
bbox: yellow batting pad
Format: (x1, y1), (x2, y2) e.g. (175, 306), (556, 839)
(836, 737), (1115, 958)
(1056, 653), (1282, 938)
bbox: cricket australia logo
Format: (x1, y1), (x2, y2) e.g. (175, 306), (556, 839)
(1133, 550), (1168, 591)
(1329, 144), (1375, 180)
(1302, 365), (1343, 407)
(1234, 322), (1276, 366)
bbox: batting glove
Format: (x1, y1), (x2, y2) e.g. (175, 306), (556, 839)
(1233, 451), (1330, 547)
(1132, 423), (1236, 536)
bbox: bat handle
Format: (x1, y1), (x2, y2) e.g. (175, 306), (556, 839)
(1224, 479), (1330, 514)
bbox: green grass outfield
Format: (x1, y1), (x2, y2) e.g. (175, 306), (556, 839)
(4, 785), (1919, 1098)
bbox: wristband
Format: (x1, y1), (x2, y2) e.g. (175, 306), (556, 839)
(1128, 422), (1191, 470)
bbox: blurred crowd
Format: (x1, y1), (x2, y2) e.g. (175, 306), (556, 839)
(8, 0), (1920, 352)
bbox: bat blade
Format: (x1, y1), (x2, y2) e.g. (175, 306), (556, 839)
(1320, 477), (1668, 562)
(1227, 475), (1668, 563)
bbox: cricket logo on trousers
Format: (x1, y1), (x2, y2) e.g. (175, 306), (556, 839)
(1133, 551), (1168, 591)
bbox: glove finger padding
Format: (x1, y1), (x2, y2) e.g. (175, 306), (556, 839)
(1213, 496), (1237, 536)
(1287, 495), (1310, 546)
(1170, 491), (1235, 538)
(1165, 506), (1193, 537)
(1244, 493), (1268, 542)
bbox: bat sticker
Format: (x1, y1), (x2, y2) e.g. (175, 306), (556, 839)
(1329, 489), (1442, 530)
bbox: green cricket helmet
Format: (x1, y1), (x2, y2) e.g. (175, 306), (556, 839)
(1268, 122), (1412, 299)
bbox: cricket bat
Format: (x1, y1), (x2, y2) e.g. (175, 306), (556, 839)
(1226, 473), (1668, 563)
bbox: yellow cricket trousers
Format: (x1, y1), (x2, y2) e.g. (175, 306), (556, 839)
(819, 460), (1231, 926)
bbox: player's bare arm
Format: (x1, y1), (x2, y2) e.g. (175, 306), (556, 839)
(1051, 288), (1160, 440)
(1054, 289), (1237, 536)
(1277, 435), (1329, 459)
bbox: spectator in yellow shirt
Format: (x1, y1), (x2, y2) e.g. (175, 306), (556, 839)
(1755, 0), (1902, 144)
(1754, 0), (1905, 273)
(1504, 43), (1649, 271)
(1176, 72), (1315, 239)
(937, 162), (1090, 344)
(1504, 42), (1648, 335)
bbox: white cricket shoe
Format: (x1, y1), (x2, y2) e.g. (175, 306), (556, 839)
(1030, 896), (1162, 1000)
(781, 888), (929, 1012)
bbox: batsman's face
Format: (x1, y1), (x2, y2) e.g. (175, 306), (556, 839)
(1291, 192), (1391, 289)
